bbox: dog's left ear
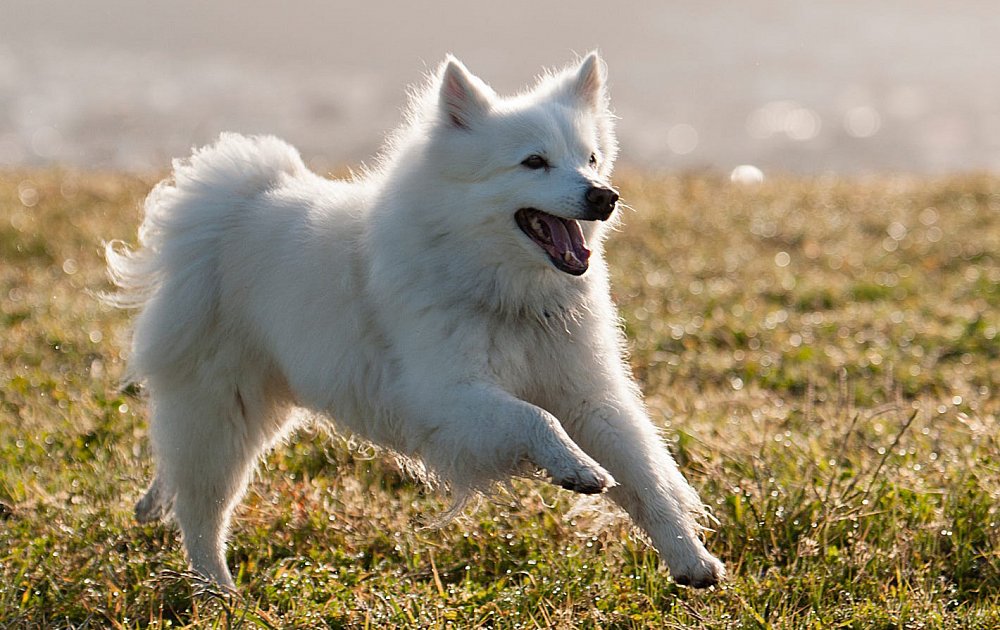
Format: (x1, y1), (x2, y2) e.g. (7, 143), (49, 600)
(561, 52), (608, 110)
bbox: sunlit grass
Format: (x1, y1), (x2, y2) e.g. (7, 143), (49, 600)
(2, 169), (999, 628)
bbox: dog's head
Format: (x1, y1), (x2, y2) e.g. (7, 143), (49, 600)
(419, 53), (620, 278)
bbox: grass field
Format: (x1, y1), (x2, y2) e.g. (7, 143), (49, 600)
(2, 169), (999, 628)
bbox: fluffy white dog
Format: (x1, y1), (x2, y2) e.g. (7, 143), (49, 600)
(106, 53), (725, 589)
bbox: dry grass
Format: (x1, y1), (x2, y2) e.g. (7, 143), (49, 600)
(2, 168), (999, 628)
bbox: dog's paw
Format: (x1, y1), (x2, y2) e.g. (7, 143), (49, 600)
(555, 464), (616, 495)
(135, 485), (168, 524)
(671, 551), (726, 589)
(135, 496), (164, 524)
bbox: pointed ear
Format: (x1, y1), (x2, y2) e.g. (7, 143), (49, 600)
(438, 57), (492, 130)
(563, 52), (607, 109)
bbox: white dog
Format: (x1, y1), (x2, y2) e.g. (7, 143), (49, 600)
(106, 53), (725, 589)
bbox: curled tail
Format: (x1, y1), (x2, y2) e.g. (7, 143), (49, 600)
(103, 133), (306, 381)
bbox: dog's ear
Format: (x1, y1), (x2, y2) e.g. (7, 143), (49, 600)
(562, 52), (608, 110)
(438, 57), (492, 130)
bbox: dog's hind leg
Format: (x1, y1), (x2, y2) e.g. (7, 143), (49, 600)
(146, 367), (283, 589)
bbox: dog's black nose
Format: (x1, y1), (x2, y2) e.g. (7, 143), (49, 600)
(584, 186), (619, 221)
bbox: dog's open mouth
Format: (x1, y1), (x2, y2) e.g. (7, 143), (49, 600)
(515, 208), (591, 275)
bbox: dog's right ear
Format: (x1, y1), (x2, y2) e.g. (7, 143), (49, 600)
(438, 57), (492, 130)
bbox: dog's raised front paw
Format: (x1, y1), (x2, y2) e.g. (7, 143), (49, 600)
(554, 464), (616, 495)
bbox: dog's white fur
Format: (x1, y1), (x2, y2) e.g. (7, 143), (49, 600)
(105, 54), (724, 589)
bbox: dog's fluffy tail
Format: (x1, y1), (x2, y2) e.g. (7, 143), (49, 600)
(104, 133), (306, 381)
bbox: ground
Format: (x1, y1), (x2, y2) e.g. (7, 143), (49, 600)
(1, 169), (999, 628)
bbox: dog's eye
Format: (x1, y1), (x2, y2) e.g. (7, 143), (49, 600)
(521, 155), (549, 170)
(589, 153), (598, 167)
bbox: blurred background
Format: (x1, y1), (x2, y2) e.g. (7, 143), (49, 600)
(2, 0), (998, 174)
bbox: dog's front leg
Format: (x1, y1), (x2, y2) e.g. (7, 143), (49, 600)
(559, 382), (725, 588)
(402, 383), (616, 496)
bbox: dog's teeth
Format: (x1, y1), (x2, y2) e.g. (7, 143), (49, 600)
(563, 251), (576, 264)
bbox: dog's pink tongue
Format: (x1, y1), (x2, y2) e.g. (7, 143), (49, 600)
(540, 215), (591, 262)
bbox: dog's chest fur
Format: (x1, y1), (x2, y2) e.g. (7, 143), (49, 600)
(476, 305), (596, 411)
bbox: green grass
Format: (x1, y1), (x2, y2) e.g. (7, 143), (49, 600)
(2, 169), (1000, 628)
